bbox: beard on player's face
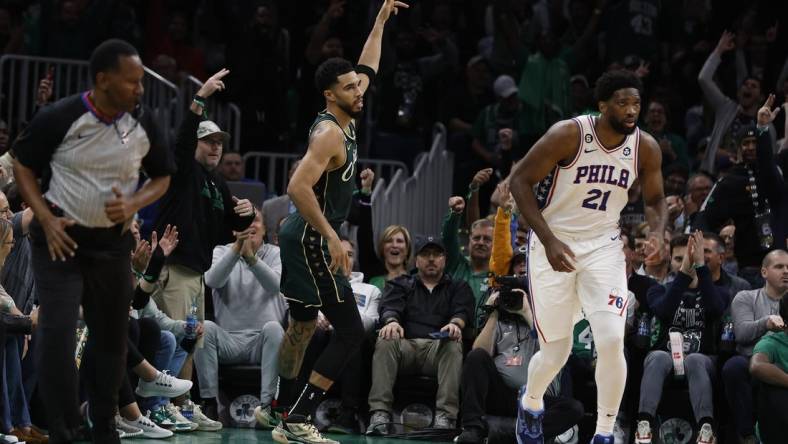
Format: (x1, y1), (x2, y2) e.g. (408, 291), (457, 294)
(608, 114), (637, 135)
(335, 96), (363, 119)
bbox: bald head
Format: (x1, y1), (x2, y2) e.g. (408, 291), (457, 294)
(763, 249), (788, 268)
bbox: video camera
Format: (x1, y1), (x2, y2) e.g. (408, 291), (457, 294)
(491, 275), (526, 312)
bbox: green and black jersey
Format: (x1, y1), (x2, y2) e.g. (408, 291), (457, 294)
(279, 111), (357, 307)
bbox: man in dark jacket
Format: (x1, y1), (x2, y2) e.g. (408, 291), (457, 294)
(633, 232), (729, 444)
(366, 236), (474, 435)
(694, 109), (786, 286)
(151, 69), (255, 406)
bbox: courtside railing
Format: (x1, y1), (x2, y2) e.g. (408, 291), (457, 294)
(243, 123), (452, 251)
(0, 55), (180, 145)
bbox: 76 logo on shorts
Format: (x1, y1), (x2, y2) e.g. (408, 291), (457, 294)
(608, 294), (624, 309)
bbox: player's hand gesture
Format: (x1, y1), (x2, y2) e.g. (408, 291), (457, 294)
(757, 94), (781, 127)
(544, 236), (576, 273)
(327, 235), (350, 275)
(197, 68), (230, 99)
(376, 0), (409, 24)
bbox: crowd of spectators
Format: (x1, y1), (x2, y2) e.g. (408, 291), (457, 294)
(0, 0), (787, 444)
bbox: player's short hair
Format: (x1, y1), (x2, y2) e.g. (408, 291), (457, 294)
(594, 70), (643, 103)
(702, 232), (726, 254)
(669, 234), (690, 256)
(315, 57), (355, 92)
(89, 39), (139, 83)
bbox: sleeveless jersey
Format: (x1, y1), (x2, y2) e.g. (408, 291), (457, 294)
(303, 110), (358, 231)
(536, 115), (640, 238)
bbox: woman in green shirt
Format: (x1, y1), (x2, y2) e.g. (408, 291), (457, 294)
(367, 225), (412, 291)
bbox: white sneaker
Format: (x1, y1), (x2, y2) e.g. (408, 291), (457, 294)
(135, 370), (193, 398)
(0, 434), (20, 443)
(191, 402), (222, 431)
(696, 423), (716, 444)
(122, 413), (174, 439)
(254, 405), (279, 429)
(272, 418), (339, 444)
(635, 420), (652, 444)
(116, 414), (144, 439)
(165, 403), (198, 432)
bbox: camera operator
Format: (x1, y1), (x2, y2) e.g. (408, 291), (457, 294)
(454, 282), (583, 443)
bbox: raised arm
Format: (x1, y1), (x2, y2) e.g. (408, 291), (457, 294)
(509, 120), (580, 272)
(697, 31), (736, 110)
(356, 0), (408, 94)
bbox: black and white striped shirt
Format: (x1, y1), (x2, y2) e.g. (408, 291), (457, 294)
(13, 92), (174, 228)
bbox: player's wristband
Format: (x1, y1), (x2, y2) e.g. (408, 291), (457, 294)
(355, 64), (377, 85)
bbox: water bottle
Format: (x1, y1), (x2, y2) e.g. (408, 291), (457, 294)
(181, 396), (194, 421)
(180, 301), (199, 353)
(185, 302), (198, 340)
(720, 321), (735, 353)
(635, 313), (651, 349)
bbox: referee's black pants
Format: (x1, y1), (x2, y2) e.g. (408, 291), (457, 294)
(31, 222), (133, 444)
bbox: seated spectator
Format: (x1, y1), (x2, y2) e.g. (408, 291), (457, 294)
(128, 225), (203, 431)
(442, 196), (493, 312)
(366, 236), (474, 435)
(454, 288), (583, 443)
(0, 192), (41, 443)
(0, 217), (44, 444)
(363, 225), (411, 291)
(635, 232), (729, 444)
(749, 292), (788, 444)
(720, 225), (738, 276)
(218, 152), (256, 183)
(644, 99), (691, 171)
(262, 160), (300, 242)
(0, 290), (36, 444)
(198, 210), (287, 430)
(725, 249), (788, 444)
(701, 232), (751, 301)
(685, 173), (713, 225)
(293, 236), (381, 434)
(347, 169), (411, 291)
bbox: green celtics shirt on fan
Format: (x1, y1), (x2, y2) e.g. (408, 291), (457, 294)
(278, 110), (358, 307)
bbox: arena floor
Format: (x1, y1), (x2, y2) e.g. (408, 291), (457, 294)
(75, 429), (450, 443)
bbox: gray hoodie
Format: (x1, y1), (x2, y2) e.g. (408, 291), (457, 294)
(731, 288), (782, 356)
(204, 243), (288, 332)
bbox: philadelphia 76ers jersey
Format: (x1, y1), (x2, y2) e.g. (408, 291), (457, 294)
(536, 115), (640, 238)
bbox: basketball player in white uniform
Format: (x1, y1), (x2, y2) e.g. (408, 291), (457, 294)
(509, 70), (667, 444)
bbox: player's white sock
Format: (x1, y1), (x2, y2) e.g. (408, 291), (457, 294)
(524, 336), (572, 412)
(587, 311), (627, 436)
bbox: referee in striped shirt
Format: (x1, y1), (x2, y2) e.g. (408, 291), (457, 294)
(12, 39), (174, 443)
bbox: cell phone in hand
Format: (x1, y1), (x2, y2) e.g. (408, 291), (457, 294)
(428, 331), (450, 339)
